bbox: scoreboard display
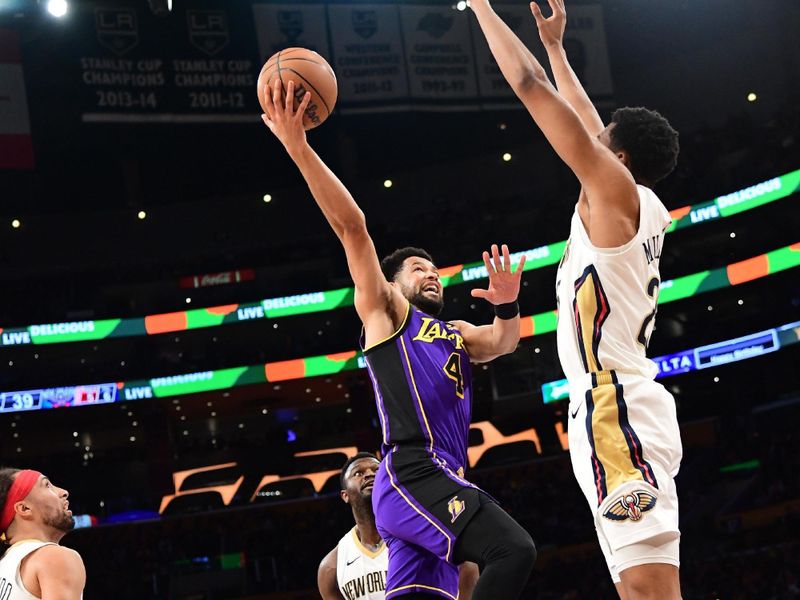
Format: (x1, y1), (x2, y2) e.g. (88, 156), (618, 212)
(0, 383), (118, 413)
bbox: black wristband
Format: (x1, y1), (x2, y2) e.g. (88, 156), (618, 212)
(494, 301), (520, 320)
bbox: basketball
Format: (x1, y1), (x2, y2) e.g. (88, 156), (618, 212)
(257, 48), (338, 130)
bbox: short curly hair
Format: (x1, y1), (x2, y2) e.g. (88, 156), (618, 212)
(609, 107), (679, 186)
(380, 247), (434, 282)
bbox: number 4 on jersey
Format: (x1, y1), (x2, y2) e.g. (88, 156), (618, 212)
(443, 352), (465, 399)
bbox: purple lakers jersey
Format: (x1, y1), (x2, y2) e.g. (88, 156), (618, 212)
(360, 302), (473, 469)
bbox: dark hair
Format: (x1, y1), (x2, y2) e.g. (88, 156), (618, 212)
(380, 247), (434, 282)
(340, 452), (379, 489)
(0, 468), (21, 555)
(609, 107), (679, 186)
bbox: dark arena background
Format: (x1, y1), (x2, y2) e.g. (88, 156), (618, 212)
(1, 0), (799, 598)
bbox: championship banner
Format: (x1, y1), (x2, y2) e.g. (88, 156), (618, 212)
(398, 5), (479, 108)
(470, 4), (544, 105)
(559, 5), (613, 97)
(79, 4), (260, 123)
(0, 29), (34, 169)
(252, 4), (331, 62)
(470, 4), (613, 106)
(326, 4), (410, 113)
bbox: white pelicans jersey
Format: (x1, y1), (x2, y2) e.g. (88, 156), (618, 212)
(555, 185), (683, 583)
(556, 184), (672, 384)
(0, 540), (80, 600)
(336, 527), (388, 600)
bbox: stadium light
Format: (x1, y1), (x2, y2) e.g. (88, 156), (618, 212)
(46, 0), (67, 18)
(137, 210), (146, 220)
(263, 194), (272, 203)
(502, 152), (512, 162)
(383, 179), (393, 188)
(147, 0), (172, 17)
(11, 218), (20, 229)
(747, 92), (757, 102)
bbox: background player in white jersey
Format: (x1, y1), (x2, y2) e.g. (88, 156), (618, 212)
(0, 468), (85, 599)
(471, 1), (681, 599)
(318, 453), (478, 600)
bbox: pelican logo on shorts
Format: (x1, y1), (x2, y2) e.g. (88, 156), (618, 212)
(352, 10), (377, 40)
(187, 11), (229, 57)
(603, 490), (657, 522)
(278, 10), (304, 42)
(448, 495), (465, 523)
(95, 8), (138, 56)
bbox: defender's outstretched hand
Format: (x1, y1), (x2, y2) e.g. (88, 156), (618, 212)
(471, 244), (526, 305)
(261, 79), (312, 156)
(531, 0), (566, 50)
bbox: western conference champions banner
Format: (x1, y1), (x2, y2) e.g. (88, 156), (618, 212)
(55, 2), (612, 123)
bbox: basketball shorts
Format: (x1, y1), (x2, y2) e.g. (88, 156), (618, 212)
(372, 444), (489, 599)
(567, 370), (683, 582)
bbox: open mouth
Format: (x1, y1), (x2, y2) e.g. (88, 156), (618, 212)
(361, 480), (374, 491)
(422, 285), (440, 295)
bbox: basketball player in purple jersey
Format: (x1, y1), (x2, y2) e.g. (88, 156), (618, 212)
(262, 79), (536, 599)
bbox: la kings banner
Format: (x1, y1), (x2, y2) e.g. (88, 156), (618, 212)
(399, 6), (479, 109)
(47, 2), (612, 124)
(557, 5), (613, 97)
(327, 5), (410, 113)
(470, 4), (543, 106)
(252, 4), (331, 61)
(77, 3), (260, 123)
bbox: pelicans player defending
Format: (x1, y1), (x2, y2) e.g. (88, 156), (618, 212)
(262, 78), (536, 600)
(471, 1), (681, 598)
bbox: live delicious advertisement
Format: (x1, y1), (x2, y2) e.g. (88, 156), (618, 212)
(77, 3), (260, 122)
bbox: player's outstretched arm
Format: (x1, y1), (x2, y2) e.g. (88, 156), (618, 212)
(30, 545), (85, 600)
(531, 0), (605, 136)
(470, 0), (637, 220)
(261, 79), (403, 327)
(317, 547), (346, 600)
(451, 244), (524, 363)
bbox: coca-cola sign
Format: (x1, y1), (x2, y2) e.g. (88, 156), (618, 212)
(179, 268), (255, 289)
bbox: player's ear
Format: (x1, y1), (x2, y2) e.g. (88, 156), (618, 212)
(340, 490), (350, 505)
(617, 149), (631, 169)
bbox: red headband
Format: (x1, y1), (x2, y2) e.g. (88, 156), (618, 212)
(0, 470), (42, 533)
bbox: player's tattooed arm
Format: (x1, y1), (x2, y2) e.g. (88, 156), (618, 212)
(317, 547), (346, 600)
(451, 244), (525, 363)
(531, 0), (605, 136)
(470, 0), (638, 243)
(261, 78), (405, 332)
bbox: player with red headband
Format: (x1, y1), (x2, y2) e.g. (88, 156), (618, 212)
(0, 468), (85, 599)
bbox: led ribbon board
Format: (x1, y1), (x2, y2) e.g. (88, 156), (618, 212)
(2, 248), (798, 414)
(541, 321), (800, 403)
(1, 170), (798, 347)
